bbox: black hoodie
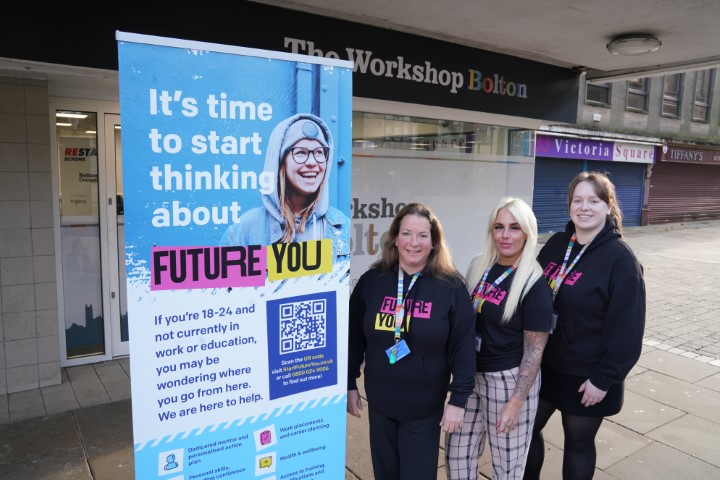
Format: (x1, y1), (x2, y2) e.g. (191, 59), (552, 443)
(347, 266), (476, 420)
(537, 220), (646, 391)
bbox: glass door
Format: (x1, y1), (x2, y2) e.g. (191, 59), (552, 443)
(57, 110), (105, 361)
(104, 114), (129, 356)
(56, 109), (128, 364)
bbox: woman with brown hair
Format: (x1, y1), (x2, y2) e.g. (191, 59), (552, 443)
(347, 202), (476, 479)
(524, 171), (646, 480)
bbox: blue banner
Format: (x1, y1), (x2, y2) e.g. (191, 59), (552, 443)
(117, 32), (353, 479)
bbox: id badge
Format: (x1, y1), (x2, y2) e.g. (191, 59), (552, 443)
(475, 335), (482, 352)
(386, 339), (411, 364)
(550, 312), (558, 334)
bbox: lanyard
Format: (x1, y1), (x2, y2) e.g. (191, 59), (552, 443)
(470, 263), (517, 313)
(394, 271), (421, 342)
(549, 233), (589, 300)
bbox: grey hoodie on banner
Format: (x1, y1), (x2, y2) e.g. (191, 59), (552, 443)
(220, 113), (350, 262)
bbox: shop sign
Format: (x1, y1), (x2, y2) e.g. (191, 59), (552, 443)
(613, 142), (655, 163)
(537, 134), (656, 163)
(1, 2), (580, 123)
(660, 144), (720, 164)
(536, 134), (612, 161)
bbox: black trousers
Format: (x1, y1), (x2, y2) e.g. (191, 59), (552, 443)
(368, 406), (444, 480)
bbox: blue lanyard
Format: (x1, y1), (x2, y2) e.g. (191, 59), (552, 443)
(394, 271), (421, 341)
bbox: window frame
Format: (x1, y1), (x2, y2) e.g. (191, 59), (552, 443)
(626, 78), (649, 113)
(585, 81), (612, 107)
(692, 69), (714, 122)
(661, 73), (683, 118)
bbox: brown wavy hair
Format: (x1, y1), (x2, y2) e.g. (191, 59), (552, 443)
(371, 202), (463, 284)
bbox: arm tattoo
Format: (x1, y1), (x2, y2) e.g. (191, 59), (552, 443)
(512, 331), (549, 402)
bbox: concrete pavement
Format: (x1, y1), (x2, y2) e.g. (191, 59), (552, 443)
(2, 219), (720, 479)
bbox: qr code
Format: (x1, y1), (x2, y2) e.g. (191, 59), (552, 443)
(279, 299), (327, 354)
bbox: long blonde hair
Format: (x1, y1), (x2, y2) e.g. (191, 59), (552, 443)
(277, 160), (325, 242)
(466, 197), (543, 323)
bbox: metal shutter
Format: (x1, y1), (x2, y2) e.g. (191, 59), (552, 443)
(532, 157), (583, 233)
(586, 161), (645, 227)
(648, 163), (720, 224)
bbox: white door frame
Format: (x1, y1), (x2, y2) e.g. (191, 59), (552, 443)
(104, 113), (128, 357)
(52, 100), (126, 365)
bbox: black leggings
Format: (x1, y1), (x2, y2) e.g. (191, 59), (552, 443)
(523, 399), (604, 480)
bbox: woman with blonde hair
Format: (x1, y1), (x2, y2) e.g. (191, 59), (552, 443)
(446, 197), (553, 479)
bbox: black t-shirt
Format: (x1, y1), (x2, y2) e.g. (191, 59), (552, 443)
(475, 263), (553, 372)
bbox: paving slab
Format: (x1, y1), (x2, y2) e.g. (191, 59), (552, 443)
(646, 413), (720, 468)
(513, 442), (591, 480)
(0, 395), (8, 424)
(594, 420), (653, 470)
(88, 447), (135, 480)
(605, 441), (720, 480)
(0, 445), (91, 480)
(607, 389), (685, 434)
(0, 411), (79, 463)
(696, 371), (720, 392)
(74, 399), (133, 458)
(625, 370), (720, 424)
(636, 349), (720, 383)
(42, 382), (81, 415)
(8, 389), (45, 422)
(345, 468), (361, 479)
(0, 411), (91, 479)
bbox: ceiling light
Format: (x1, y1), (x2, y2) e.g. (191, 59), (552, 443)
(56, 112), (88, 119)
(56, 122), (72, 127)
(607, 34), (662, 56)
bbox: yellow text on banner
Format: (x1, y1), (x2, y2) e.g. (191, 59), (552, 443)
(267, 239), (333, 281)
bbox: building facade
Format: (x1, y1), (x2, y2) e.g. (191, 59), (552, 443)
(533, 70), (720, 232)
(0, 4), (580, 393)
(5, 6), (717, 397)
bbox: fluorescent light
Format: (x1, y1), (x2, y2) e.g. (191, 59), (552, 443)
(607, 34), (661, 56)
(56, 112), (88, 119)
(85, 130), (97, 134)
(56, 122), (72, 127)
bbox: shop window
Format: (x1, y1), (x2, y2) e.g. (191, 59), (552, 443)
(626, 78), (649, 112)
(661, 73), (683, 117)
(351, 112), (515, 156)
(693, 69), (713, 121)
(586, 82), (612, 106)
